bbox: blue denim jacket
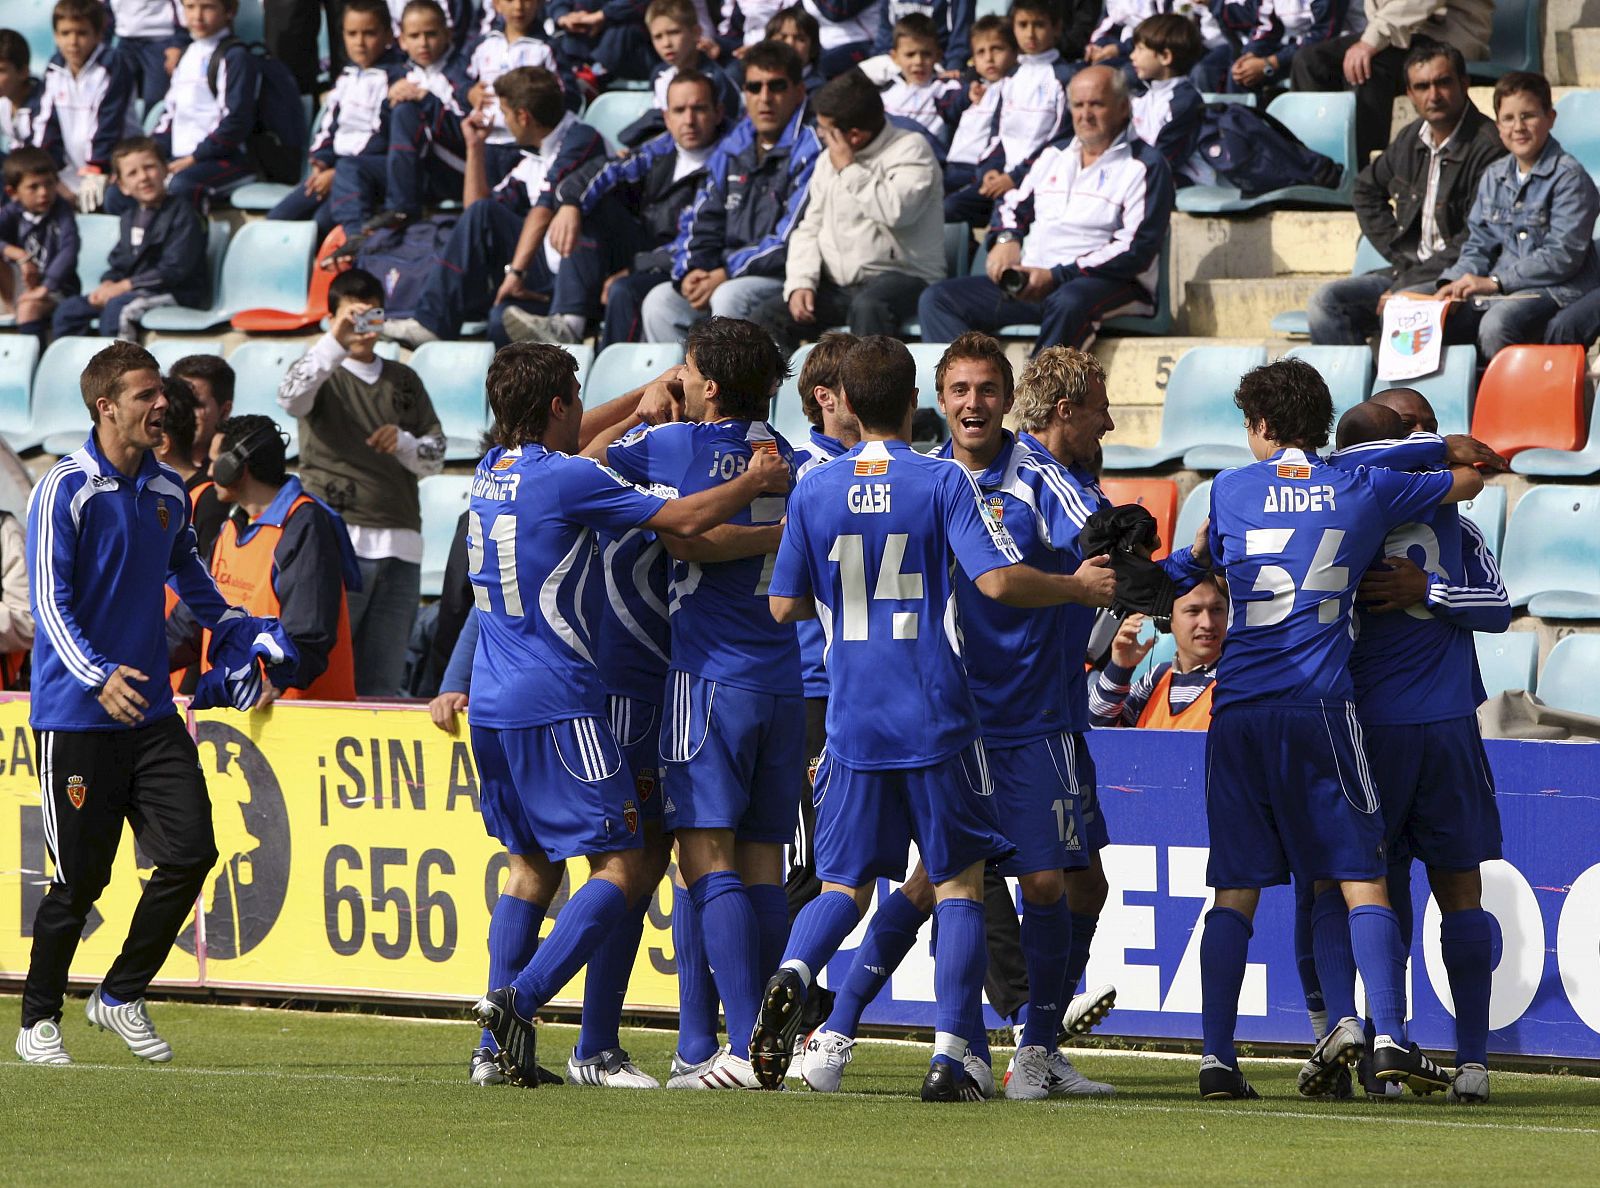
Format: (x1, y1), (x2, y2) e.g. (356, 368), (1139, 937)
(1439, 136), (1600, 306)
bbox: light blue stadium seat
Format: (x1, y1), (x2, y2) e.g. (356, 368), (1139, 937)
(772, 344), (816, 445)
(1514, 375), (1600, 476)
(1498, 484), (1600, 617)
(583, 91), (655, 153)
(1173, 479), (1211, 559)
(974, 0), (1007, 17)
(1102, 346), (1267, 471)
(1475, 632), (1538, 699)
(1271, 236), (1388, 337)
(1200, 92), (1258, 108)
(234, 0), (266, 43)
(584, 342), (686, 402)
(0, 337), (41, 447)
(1459, 484), (1506, 557)
(225, 339), (309, 458)
(13, 0), (55, 69)
(20, 337), (107, 454)
(142, 220), (317, 331)
(564, 343), (596, 390)
(419, 475), (473, 598)
(944, 221), (971, 279)
(74, 214), (122, 293)
(142, 100), (165, 135)
(1536, 634), (1600, 716)
(147, 339), (223, 371)
(1558, 92), (1600, 178)
(408, 341), (494, 461)
(1285, 345), (1372, 420)
(1176, 92), (1356, 214)
(1376, 345), (1474, 436)
(1468, 0), (1542, 81)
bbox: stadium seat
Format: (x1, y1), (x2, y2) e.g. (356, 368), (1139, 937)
(1271, 236), (1388, 337)
(1175, 92), (1356, 214)
(18, 337), (107, 454)
(1459, 484), (1506, 557)
(233, 228), (345, 332)
(1556, 91), (1600, 177)
(12, 0), (55, 67)
(1536, 634), (1600, 716)
(583, 91), (655, 153)
(1102, 346), (1267, 471)
(234, 0), (266, 42)
(1498, 484), (1600, 616)
(147, 339), (223, 371)
(584, 342), (685, 403)
(772, 344), (816, 445)
(907, 342), (951, 425)
(1285, 345), (1372, 420)
(143, 220), (316, 332)
(563, 343), (596, 390)
(1099, 478), (1179, 559)
(225, 339), (308, 457)
(1469, 345), (1585, 459)
(419, 474), (473, 598)
(974, 0), (1007, 17)
(1173, 479), (1211, 558)
(1375, 345), (1474, 436)
(1467, 0), (1542, 81)
(0, 336), (41, 447)
(407, 342), (495, 461)
(1515, 385), (1600, 477)
(141, 100), (165, 134)
(1475, 632), (1538, 699)
(1200, 92), (1257, 107)
(75, 214), (122, 293)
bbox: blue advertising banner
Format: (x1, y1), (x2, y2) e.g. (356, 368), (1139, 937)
(849, 730), (1600, 1061)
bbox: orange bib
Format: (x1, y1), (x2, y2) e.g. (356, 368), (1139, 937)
(1135, 666), (1215, 731)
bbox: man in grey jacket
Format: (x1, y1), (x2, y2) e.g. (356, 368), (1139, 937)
(752, 68), (945, 355)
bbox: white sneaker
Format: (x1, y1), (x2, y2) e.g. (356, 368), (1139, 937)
(469, 1046), (506, 1086)
(379, 317), (438, 348)
(799, 1029), (855, 1093)
(963, 1052), (996, 1100)
(1047, 1050), (1116, 1096)
(1063, 984), (1117, 1036)
(667, 1045), (762, 1089)
(666, 1049), (718, 1089)
(566, 1047), (659, 1088)
(1447, 1062), (1490, 1104)
(1004, 1044), (1053, 1100)
(15, 1020), (71, 1065)
(501, 308), (580, 344)
(86, 988), (171, 1062)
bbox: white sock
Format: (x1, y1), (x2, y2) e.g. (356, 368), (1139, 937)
(558, 314), (584, 336)
(934, 1031), (967, 1062)
(780, 958), (812, 987)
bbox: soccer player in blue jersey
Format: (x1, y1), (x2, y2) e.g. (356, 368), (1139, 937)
(1305, 389), (1509, 1105)
(1198, 358), (1486, 1100)
(469, 343), (790, 1088)
(585, 317), (802, 1089)
(755, 334), (1126, 1101)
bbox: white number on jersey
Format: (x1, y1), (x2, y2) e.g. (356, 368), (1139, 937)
(827, 532), (924, 641)
(1383, 522), (1448, 621)
(1243, 526), (1349, 627)
(468, 509), (524, 617)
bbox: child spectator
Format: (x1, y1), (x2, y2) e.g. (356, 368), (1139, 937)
(725, 0), (788, 53)
(51, 135), (204, 338)
(0, 30), (43, 160)
(548, 0), (654, 91)
(1129, 12), (1207, 184)
(618, 0), (741, 148)
(801, 0), (882, 78)
(0, 146), (79, 339)
(38, 0), (141, 213)
(1088, 1), (1227, 90)
(384, 0), (474, 50)
(767, 5), (826, 93)
(109, 0), (191, 109)
(1227, 0), (1362, 95)
(278, 267), (446, 698)
(467, 0), (567, 185)
(942, 13), (1014, 192)
(871, 0), (972, 74)
(268, 0), (407, 239)
(155, 0), (262, 209)
(879, 13), (960, 140)
(373, 0), (473, 226)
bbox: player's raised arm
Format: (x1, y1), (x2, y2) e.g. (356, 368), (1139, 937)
(647, 446), (791, 538)
(975, 555), (1118, 608)
(662, 522), (785, 562)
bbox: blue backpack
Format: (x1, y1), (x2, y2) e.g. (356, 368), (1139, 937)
(207, 38), (309, 185)
(355, 217), (459, 319)
(1196, 103), (1342, 197)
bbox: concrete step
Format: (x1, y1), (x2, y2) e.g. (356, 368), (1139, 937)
(1562, 28), (1600, 88)
(1549, 0), (1600, 85)
(1180, 277), (1335, 338)
(1171, 210), (1360, 285)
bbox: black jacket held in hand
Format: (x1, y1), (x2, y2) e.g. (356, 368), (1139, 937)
(1080, 504), (1180, 626)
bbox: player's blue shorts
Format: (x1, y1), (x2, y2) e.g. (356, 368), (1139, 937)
(1205, 701), (1386, 888)
(811, 740), (1015, 886)
(609, 693), (664, 826)
(471, 718), (646, 862)
(660, 670), (805, 842)
(1362, 717), (1502, 871)
(989, 733), (1094, 876)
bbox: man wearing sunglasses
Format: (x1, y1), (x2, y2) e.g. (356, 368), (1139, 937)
(639, 40), (822, 343)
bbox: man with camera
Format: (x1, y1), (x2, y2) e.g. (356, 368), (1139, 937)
(916, 66), (1174, 355)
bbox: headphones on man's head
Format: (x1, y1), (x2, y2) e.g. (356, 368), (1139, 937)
(213, 424), (290, 487)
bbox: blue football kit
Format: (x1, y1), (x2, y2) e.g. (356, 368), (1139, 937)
(792, 428), (850, 701)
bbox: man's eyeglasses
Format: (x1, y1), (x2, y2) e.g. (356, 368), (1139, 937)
(744, 77), (791, 95)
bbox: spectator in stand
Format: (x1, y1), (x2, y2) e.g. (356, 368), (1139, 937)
(1436, 72), (1600, 361)
(1224, 0), (1361, 98)
(638, 39), (820, 342)
(767, 6), (827, 94)
(617, 0), (741, 148)
(877, 14), (961, 140)
(38, 0), (141, 214)
(1088, 2), (1228, 90)
(870, 0), (973, 75)
(1307, 42), (1502, 347)
(167, 352), (234, 473)
(379, 66), (606, 347)
(153, 0), (263, 210)
(467, 0), (568, 185)
(941, 14), (1015, 196)
(0, 31), (44, 162)
(918, 65), (1173, 353)
(753, 67), (942, 351)
(0, 147), (79, 341)
(51, 136), (205, 338)
(801, 0), (882, 78)
(383, 0), (476, 49)
(109, 0), (190, 110)
(154, 373), (205, 485)
(548, 0), (654, 91)
(504, 69), (728, 346)
(279, 268), (447, 697)
(1291, 0), (1491, 164)
(1128, 12), (1206, 185)
(1089, 581), (1226, 729)
(0, 503), (31, 691)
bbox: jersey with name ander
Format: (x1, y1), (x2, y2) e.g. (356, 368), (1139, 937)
(466, 443), (667, 728)
(1207, 447), (1455, 711)
(768, 438), (1023, 769)
(606, 420), (801, 696)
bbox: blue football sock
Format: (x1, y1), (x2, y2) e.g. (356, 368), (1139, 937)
(575, 895), (647, 1060)
(483, 893), (545, 1050)
(932, 897), (987, 1049)
(1311, 888), (1357, 1025)
(671, 888), (720, 1065)
(1387, 861), (1415, 951)
(100, 987), (128, 1008)
(1063, 911), (1099, 995)
(1292, 883), (1325, 1031)
(1440, 908), (1493, 1067)
(689, 871), (761, 1060)
(781, 889), (862, 986)
(747, 882), (790, 984)
(824, 889), (927, 1037)
(1199, 906), (1252, 1066)
(1019, 895), (1072, 1050)
(1349, 903), (1408, 1043)
(509, 879), (626, 1012)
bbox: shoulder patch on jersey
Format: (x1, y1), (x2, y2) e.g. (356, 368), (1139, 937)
(492, 454), (518, 470)
(854, 457), (889, 476)
(1276, 461), (1313, 480)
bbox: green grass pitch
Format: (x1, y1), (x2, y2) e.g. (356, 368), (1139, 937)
(1, 997), (1597, 1186)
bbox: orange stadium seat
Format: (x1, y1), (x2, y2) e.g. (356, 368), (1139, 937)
(1470, 345), (1587, 459)
(1099, 478), (1179, 559)
(231, 227), (346, 333)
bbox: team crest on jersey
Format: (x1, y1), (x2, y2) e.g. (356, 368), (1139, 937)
(1276, 461), (1313, 480)
(985, 495), (1005, 524)
(66, 775), (86, 809)
(750, 439), (779, 456)
(622, 799), (639, 834)
(854, 458), (889, 476)
(156, 501), (170, 530)
(636, 772), (656, 802)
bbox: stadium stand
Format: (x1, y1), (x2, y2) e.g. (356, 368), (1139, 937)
(1500, 486), (1600, 618)
(1536, 634), (1600, 716)
(142, 221), (318, 333)
(1394, 345), (1476, 436)
(1460, 485), (1508, 558)
(582, 342), (686, 404)
(419, 474), (473, 599)
(1102, 346), (1267, 471)
(1470, 345), (1588, 459)
(1469, 0), (1545, 81)
(1270, 237), (1388, 338)
(1475, 631), (1539, 698)
(0, 336), (40, 449)
(1175, 92), (1357, 214)
(407, 341), (497, 462)
(74, 214), (122, 296)
(583, 91), (657, 154)
(146, 339), (224, 371)
(1283, 345), (1373, 421)
(225, 339), (310, 458)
